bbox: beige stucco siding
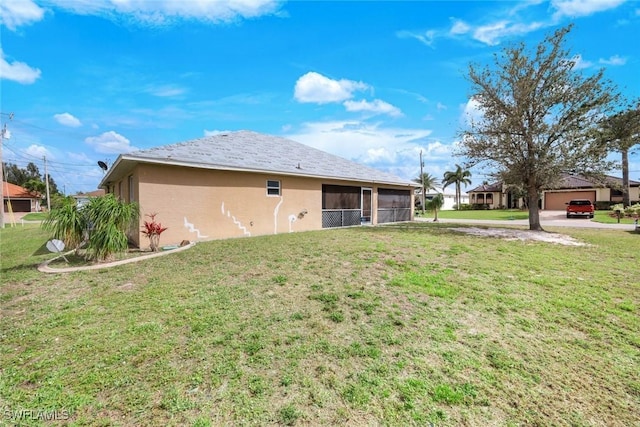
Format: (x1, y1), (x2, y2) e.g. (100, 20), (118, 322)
(134, 164), (322, 246)
(129, 163), (412, 247)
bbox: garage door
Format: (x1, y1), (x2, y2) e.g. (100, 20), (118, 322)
(4, 199), (32, 212)
(544, 191), (595, 210)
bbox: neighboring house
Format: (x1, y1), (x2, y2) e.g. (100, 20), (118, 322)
(72, 189), (106, 207)
(542, 174), (639, 210)
(415, 187), (469, 210)
(468, 182), (522, 209)
(468, 174), (640, 210)
(99, 131), (418, 247)
(2, 181), (40, 213)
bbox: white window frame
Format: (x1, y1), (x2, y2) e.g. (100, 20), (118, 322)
(266, 179), (281, 197)
(128, 175), (134, 202)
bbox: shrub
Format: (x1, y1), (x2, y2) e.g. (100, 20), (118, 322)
(42, 199), (87, 252)
(472, 203), (490, 210)
(43, 194), (139, 262)
(84, 195), (139, 261)
(595, 201), (613, 210)
(141, 213), (168, 252)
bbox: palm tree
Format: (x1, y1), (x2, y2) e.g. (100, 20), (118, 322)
(598, 100), (640, 206)
(442, 165), (472, 210)
(429, 193), (444, 222)
(413, 172), (438, 214)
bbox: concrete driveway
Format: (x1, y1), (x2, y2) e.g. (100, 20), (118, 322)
(418, 210), (638, 231)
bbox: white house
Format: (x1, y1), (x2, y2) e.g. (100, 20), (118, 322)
(415, 187), (469, 210)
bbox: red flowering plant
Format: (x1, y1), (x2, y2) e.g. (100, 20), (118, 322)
(141, 213), (168, 251)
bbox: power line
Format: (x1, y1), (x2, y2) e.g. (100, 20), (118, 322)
(2, 140), (100, 168)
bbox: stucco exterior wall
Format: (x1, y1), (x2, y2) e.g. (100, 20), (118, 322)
(113, 163), (413, 248)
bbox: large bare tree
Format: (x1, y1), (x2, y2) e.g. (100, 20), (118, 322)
(458, 26), (617, 231)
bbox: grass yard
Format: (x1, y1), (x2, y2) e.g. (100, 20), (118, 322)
(417, 209), (530, 221)
(21, 212), (49, 221)
(1, 224), (639, 426)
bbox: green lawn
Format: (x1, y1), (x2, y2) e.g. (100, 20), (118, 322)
(417, 209), (530, 221)
(21, 212), (48, 221)
(2, 224), (639, 426)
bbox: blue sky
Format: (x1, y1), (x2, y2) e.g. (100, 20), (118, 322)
(1, 0), (639, 195)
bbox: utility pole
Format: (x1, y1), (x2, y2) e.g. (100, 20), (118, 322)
(0, 113), (13, 229)
(0, 125), (4, 229)
(420, 150), (425, 214)
(44, 156), (51, 211)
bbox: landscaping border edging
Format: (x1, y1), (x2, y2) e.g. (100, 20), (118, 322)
(38, 242), (196, 273)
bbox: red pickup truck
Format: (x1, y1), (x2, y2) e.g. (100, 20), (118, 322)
(566, 199), (595, 218)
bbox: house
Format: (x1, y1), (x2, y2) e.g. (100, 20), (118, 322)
(468, 182), (522, 209)
(72, 189), (106, 207)
(415, 187), (469, 210)
(467, 174), (640, 210)
(542, 174), (639, 210)
(2, 181), (40, 213)
(99, 131), (418, 247)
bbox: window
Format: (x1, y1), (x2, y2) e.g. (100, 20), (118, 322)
(378, 188), (411, 208)
(322, 185), (359, 209)
(267, 180), (281, 196)
(128, 175), (134, 202)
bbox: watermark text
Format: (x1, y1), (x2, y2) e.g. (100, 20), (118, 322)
(3, 408), (70, 421)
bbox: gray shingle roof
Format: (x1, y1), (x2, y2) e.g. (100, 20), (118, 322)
(120, 130), (414, 186)
(469, 182), (503, 193)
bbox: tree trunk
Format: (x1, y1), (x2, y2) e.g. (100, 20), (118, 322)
(528, 185), (543, 231)
(622, 148), (630, 207)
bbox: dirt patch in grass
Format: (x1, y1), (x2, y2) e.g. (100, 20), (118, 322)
(450, 227), (588, 246)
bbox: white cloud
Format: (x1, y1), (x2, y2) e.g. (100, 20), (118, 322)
(599, 55), (627, 66)
(571, 54), (593, 70)
(473, 20), (544, 46)
(46, 0), (283, 25)
(396, 29), (437, 47)
(343, 99), (402, 117)
(551, 0), (626, 18)
(146, 84), (187, 97)
(284, 121), (446, 181)
(25, 144), (52, 159)
(0, 49), (41, 84)
(54, 112), (82, 127)
(294, 72), (369, 104)
(67, 152), (93, 163)
(436, 102), (447, 111)
(461, 98), (485, 126)
(0, 0), (45, 31)
(85, 131), (138, 154)
(400, 1), (627, 49)
(450, 19), (470, 35)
